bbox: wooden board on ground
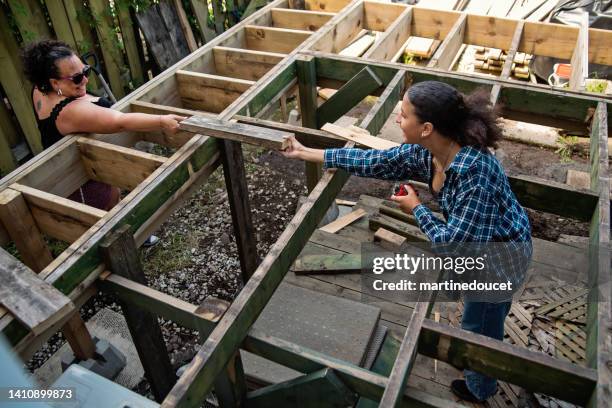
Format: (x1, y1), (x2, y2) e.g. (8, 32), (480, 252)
(404, 37), (439, 58)
(319, 208), (367, 233)
(0, 247), (74, 335)
(180, 116), (292, 150)
(292, 253), (361, 275)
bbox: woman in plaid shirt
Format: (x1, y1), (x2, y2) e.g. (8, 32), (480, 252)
(283, 81), (532, 402)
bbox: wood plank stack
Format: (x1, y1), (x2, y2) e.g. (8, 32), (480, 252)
(474, 46), (532, 79)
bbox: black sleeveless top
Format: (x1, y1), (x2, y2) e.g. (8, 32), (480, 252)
(35, 93), (113, 149)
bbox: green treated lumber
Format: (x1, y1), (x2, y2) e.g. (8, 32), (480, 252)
(88, 0), (126, 99)
(508, 174), (598, 222)
(369, 214), (429, 242)
(355, 333), (401, 407)
(419, 319), (597, 406)
(360, 70), (405, 136)
(0, 8), (43, 154)
(161, 61), (398, 407)
(7, 0), (51, 42)
(297, 54), (323, 192)
(585, 102), (611, 407)
(316, 66), (383, 127)
(292, 253), (361, 275)
(116, 1), (145, 87)
(379, 300), (431, 407)
(3, 136), (220, 346)
(246, 368), (357, 408)
(308, 52), (609, 133)
(243, 328), (456, 408)
(240, 62), (295, 119)
(190, 0), (217, 43)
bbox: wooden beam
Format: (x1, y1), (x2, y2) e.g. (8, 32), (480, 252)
(173, 0), (198, 52)
(213, 46), (286, 81)
(0, 247), (74, 336)
(379, 301), (431, 407)
(100, 225), (176, 402)
(245, 25), (312, 54)
(0, 189), (53, 272)
(569, 12), (589, 92)
(61, 313), (97, 361)
(76, 138), (166, 191)
(364, 7), (413, 61)
(271, 8), (335, 31)
(10, 183), (106, 243)
(419, 319), (597, 406)
(176, 70), (255, 113)
(116, 1), (146, 87)
(190, 0), (217, 43)
(322, 123), (398, 150)
(363, 1), (406, 32)
(179, 116), (291, 150)
(246, 368), (357, 407)
(427, 13), (466, 69)
(311, 1), (364, 53)
(317, 66), (383, 127)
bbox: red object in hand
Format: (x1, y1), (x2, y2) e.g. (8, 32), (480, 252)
(394, 183), (418, 197)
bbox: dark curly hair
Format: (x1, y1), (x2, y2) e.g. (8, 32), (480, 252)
(407, 81), (502, 149)
(21, 40), (75, 93)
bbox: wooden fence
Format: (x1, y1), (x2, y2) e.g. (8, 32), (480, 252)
(0, 0), (264, 176)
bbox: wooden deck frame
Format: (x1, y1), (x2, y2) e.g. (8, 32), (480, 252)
(1, 0), (610, 406)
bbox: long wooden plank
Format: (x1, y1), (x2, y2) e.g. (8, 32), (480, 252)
(271, 8), (335, 31)
(293, 253), (361, 275)
(322, 123), (398, 150)
(213, 46), (286, 81)
(319, 208), (367, 233)
(76, 138), (166, 191)
(311, 1), (364, 53)
(10, 183), (106, 244)
(419, 319), (597, 405)
(0, 248), (74, 336)
(245, 25), (312, 54)
(176, 70), (255, 113)
(363, 1), (406, 32)
(179, 116), (291, 150)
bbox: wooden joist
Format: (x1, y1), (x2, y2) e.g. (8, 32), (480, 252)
(270, 8), (335, 31)
(10, 183), (106, 243)
(427, 13), (466, 69)
(245, 25), (312, 54)
(176, 70), (256, 113)
(213, 46), (286, 81)
(0, 247), (74, 336)
(76, 137), (166, 191)
(179, 116), (292, 150)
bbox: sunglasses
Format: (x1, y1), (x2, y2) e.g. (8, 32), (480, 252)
(56, 65), (92, 85)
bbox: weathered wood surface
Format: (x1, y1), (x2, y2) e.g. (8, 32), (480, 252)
(322, 123), (398, 150)
(0, 248), (74, 336)
(180, 116), (292, 150)
(293, 253), (361, 275)
(319, 208), (367, 233)
(100, 225), (176, 401)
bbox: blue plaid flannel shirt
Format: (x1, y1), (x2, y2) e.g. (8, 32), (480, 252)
(324, 144), (533, 287)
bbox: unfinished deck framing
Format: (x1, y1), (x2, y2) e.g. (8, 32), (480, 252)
(1, 0), (610, 407)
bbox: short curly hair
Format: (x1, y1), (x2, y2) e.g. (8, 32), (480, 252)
(21, 40), (75, 93)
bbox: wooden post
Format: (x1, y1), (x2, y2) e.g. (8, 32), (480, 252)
(296, 54), (322, 192)
(190, 0), (217, 44)
(0, 8), (43, 154)
(0, 189), (52, 272)
(45, 1), (78, 49)
(62, 313), (97, 361)
(0, 100), (17, 175)
(173, 0), (198, 52)
(212, 0), (226, 34)
(88, 0), (126, 99)
(116, 1), (145, 87)
(100, 224), (176, 402)
(220, 140), (260, 282)
(212, 350), (248, 408)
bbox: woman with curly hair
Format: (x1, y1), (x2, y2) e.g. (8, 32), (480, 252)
(283, 81), (532, 402)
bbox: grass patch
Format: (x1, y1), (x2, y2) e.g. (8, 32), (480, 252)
(141, 231), (198, 277)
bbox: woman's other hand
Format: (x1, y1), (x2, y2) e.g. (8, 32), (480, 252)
(281, 135), (306, 159)
(160, 114), (186, 134)
(390, 183), (421, 214)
